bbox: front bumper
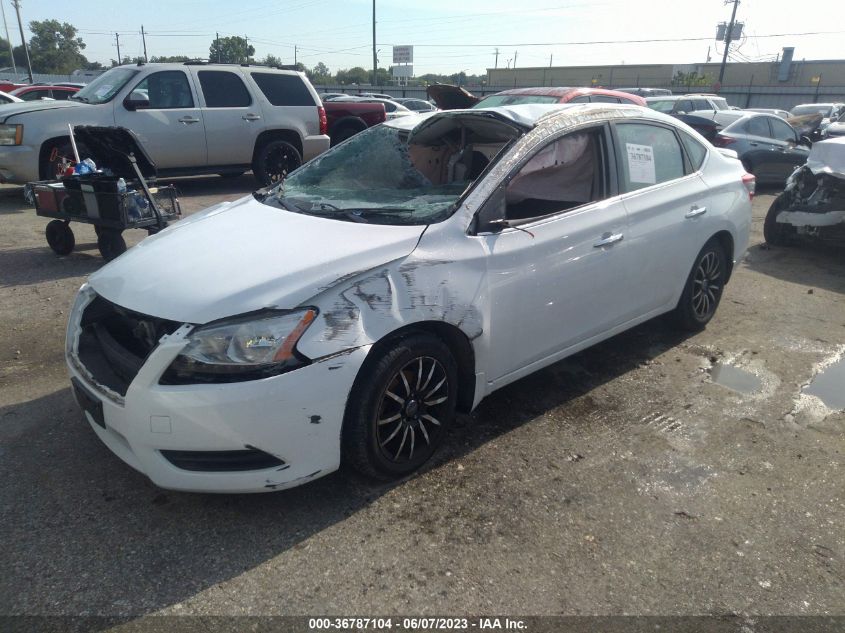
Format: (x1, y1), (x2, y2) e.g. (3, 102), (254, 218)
(0, 144), (39, 184)
(66, 286), (369, 493)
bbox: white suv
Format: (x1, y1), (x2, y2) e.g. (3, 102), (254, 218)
(0, 62), (330, 186)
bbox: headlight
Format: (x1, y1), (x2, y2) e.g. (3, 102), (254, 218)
(160, 308), (317, 385)
(0, 124), (22, 146)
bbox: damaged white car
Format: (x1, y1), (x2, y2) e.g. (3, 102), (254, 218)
(66, 103), (753, 493)
(765, 136), (845, 245)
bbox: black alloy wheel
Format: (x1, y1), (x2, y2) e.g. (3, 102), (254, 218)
(343, 333), (458, 480)
(253, 140), (302, 187)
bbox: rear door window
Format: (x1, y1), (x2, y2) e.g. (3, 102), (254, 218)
(615, 122), (686, 192)
(250, 72), (315, 106)
(52, 90), (72, 101)
(198, 71), (252, 107)
(568, 95), (591, 103)
(769, 118), (797, 143)
(745, 117), (770, 138)
(21, 89), (50, 101)
(679, 131), (707, 171)
(675, 100), (694, 113)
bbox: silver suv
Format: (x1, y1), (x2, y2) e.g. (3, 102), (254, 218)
(0, 62), (330, 186)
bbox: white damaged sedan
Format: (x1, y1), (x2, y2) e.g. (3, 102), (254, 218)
(66, 104), (753, 492)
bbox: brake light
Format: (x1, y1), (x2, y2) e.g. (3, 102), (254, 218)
(317, 106), (328, 135)
(742, 172), (756, 200)
(713, 134), (736, 147)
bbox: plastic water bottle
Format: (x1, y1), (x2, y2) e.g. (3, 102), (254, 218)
(117, 178), (126, 193)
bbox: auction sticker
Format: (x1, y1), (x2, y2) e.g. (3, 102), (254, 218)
(625, 143), (656, 185)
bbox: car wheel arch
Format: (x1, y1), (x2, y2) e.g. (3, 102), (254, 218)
(252, 129), (303, 164)
(38, 136), (73, 179)
(711, 230), (735, 282)
(329, 116), (366, 137)
(355, 321), (477, 415)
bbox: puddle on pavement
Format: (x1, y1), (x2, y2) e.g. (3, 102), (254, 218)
(709, 363), (762, 394)
(803, 358), (845, 410)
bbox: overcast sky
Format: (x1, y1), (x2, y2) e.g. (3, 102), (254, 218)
(4, 0), (842, 75)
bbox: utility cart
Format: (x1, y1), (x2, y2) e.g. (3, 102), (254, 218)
(30, 126), (181, 261)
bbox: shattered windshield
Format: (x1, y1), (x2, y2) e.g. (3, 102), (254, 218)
(70, 68), (140, 104)
(260, 122), (513, 225)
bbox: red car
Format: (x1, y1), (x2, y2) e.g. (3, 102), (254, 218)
(427, 84), (647, 109)
(10, 84), (82, 101)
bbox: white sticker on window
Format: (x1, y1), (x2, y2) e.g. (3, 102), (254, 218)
(626, 143), (656, 184)
(94, 85), (113, 98)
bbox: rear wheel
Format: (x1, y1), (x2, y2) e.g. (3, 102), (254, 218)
(97, 229), (126, 262)
(330, 125), (362, 146)
(252, 140), (302, 187)
(342, 333), (458, 480)
(45, 220), (74, 255)
(763, 194), (797, 247)
(671, 238), (728, 331)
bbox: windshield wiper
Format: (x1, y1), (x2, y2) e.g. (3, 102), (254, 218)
(70, 95), (89, 103)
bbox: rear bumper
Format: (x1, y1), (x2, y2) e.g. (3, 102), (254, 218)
(301, 134), (330, 162)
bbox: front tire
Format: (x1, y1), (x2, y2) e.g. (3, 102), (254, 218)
(763, 194), (796, 247)
(342, 333), (458, 480)
(252, 140), (302, 187)
(671, 238), (728, 331)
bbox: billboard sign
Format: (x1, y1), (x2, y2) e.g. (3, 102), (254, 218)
(393, 46), (413, 64)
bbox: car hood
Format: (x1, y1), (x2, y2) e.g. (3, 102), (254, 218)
(88, 195), (427, 324)
(0, 99), (84, 122)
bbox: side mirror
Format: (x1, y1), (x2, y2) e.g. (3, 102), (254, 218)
(123, 91), (150, 111)
(473, 185), (507, 233)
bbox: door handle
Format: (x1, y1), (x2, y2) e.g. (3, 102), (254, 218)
(242, 113), (261, 121)
(593, 232), (624, 248)
(685, 206), (707, 219)
(178, 116), (200, 124)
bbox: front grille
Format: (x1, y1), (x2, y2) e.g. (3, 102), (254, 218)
(160, 449), (285, 472)
(76, 295), (181, 396)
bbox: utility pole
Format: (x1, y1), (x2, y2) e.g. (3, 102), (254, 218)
(549, 54), (553, 67)
(141, 24), (148, 62)
(11, 0), (31, 83)
(215, 32), (220, 62)
(718, 0), (739, 84)
(245, 35), (249, 63)
(294, 45), (297, 66)
(115, 32), (121, 65)
(372, 0), (377, 86)
(1, 0), (16, 74)
(513, 50), (517, 69)
(494, 47), (499, 69)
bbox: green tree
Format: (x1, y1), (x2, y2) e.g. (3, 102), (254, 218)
(208, 36), (254, 64)
(27, 20), (88, 74)
(259, 54), (283, 67)
(309, 61), (331, 83)
(335, 66), (369, 85)
(150, 55), (192, 63)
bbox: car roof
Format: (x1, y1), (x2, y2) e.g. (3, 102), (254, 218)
(646, 95), (720, 102)
(385, 102), (663, 132)
(492, 86), (638, 99)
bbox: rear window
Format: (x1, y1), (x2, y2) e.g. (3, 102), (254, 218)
(198, 71), (252, 107)
(251, 72), (315, 106)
